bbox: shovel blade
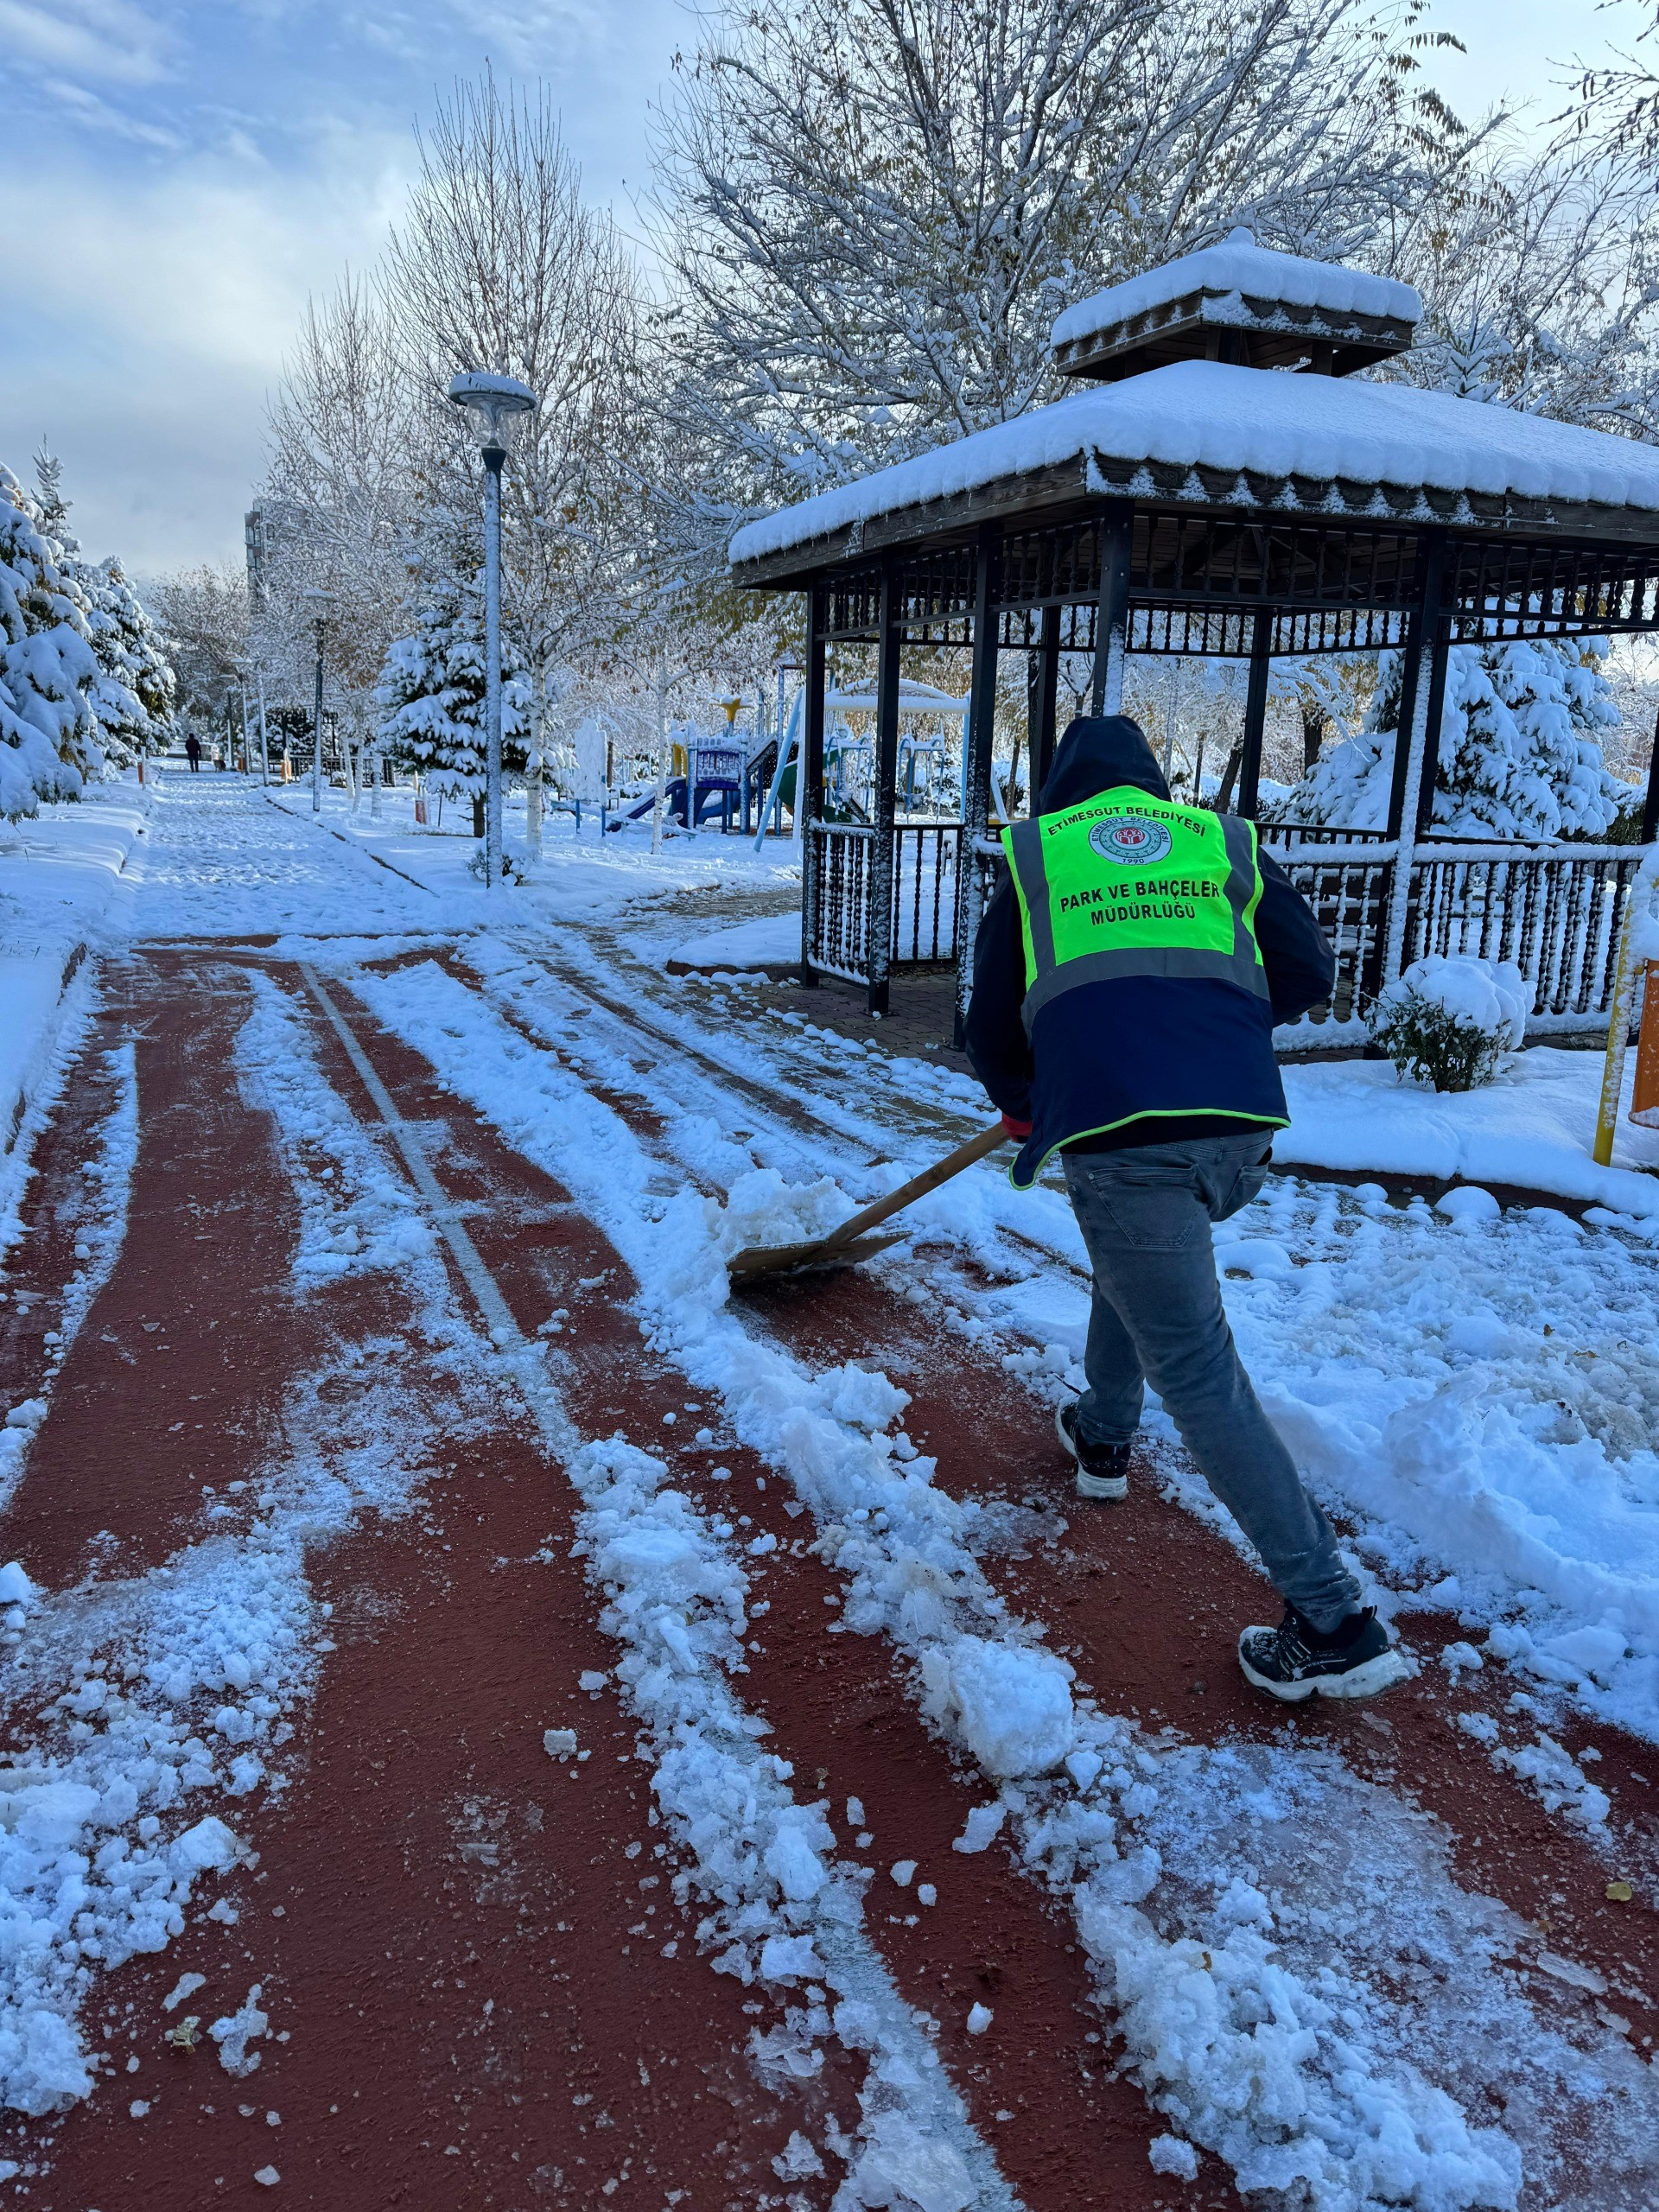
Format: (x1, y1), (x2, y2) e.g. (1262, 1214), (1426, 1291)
(726, 1230), (906, 1284)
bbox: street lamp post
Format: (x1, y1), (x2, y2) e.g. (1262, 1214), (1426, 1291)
(303, 590), (336, 815)
(448, 371), (537, 889)
(256, 668), (270, 788)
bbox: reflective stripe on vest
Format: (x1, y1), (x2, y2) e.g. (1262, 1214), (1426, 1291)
(1001, 788), (1268, 1035)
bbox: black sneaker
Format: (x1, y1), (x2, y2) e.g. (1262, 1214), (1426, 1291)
(1055, 1401), (1130, 1501)
(1237, 1605), (1409, 1703)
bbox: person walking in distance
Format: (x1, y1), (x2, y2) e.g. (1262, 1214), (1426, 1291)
(966, 715), (1408, 1702)
(184, 733), (201, 772)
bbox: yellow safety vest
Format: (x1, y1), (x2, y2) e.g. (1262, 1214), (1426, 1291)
(1001, 786), (1269, 1033)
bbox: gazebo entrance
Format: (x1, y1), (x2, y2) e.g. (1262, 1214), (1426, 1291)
(731, 234), (1659, 1043)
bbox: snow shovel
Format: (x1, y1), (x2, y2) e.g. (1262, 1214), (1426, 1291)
(727, 1120), (1010, 1284)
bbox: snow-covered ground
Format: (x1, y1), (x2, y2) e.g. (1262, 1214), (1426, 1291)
(1277, 1049), (1659, 1218)
(0, 790), (148, 1154)
(3, 769), (1657, 2209)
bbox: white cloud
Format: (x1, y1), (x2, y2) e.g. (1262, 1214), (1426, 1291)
(40, 74), (184, 148)
(0, 130), (414, 569)
(0, 0), (174, 87)
(0, 0), (685, 569)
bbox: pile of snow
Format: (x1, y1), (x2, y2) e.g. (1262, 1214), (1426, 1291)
(919, 1636), (1074, 1779)
(704, 1166), (855, 1274)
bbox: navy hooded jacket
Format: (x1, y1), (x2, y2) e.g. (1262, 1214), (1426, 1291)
(965, 716), (1335, 1185)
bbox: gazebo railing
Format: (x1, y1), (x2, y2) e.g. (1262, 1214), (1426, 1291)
(810, 822), (875, 982)
(808, 819), (1652, 1041)
(810, 822), (998, 973)
(1267, 838), (1651, 1046)
(894, 823), (966, 961)
(1401, 843), (1644, 1030)
(1265, 842), (1393, 1033)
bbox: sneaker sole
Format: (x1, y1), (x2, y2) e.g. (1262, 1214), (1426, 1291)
(1236, 1645), (1411, 1703)
(1055, 1402), (1128, 1501)
(1075, 1470), (1128, 1501)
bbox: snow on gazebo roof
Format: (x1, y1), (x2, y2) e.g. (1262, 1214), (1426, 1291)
(728, 359), (1659, 582)
(1052, 232), (1421, 339)
(1049, 229), (1420, 385)
(825, 679), (968, 715)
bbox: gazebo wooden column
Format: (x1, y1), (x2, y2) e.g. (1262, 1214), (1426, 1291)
(867, 558), (904, 1016)
(1381, 531), (1449, 985)
(1090, 504), (1134, 715)
(798, 581), (829, 988)
(1236, 607), (1273, 820)
(954, 524), (1002, 1044)
(1028, 604), (1061, 810)
(1412, 609), (1456, 838)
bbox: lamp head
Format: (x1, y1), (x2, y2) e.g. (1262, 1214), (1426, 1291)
(448, 370), (537, 453)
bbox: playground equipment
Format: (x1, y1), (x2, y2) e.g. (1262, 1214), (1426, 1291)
(607, 715), (747, 832)
(752, 679), (969, 852)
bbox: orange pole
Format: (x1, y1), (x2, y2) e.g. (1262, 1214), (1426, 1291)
(1633, 962), (1659, 1129)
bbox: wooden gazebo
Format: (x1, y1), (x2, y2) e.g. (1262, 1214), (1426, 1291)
(729, 233), (1659, 1041)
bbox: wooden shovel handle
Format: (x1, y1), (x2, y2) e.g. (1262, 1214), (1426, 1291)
(818, 1121), (1009, 1255)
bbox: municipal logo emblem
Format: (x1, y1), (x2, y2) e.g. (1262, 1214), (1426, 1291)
(1089, 815), (1173, 866)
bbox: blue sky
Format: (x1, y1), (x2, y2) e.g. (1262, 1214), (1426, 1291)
(0, 0), (1643, 576)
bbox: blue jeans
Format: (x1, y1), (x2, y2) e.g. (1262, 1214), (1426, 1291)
(1062, 1133), (1360, 1633)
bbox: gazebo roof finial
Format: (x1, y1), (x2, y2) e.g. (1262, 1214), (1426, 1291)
(1050, 232), (1421, 385)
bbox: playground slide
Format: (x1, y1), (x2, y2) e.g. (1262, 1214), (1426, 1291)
(607, 790), (658, 830)
(607, 776), (739, 832)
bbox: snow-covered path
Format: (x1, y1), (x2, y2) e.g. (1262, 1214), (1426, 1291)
(0, 771), (1655, 2211)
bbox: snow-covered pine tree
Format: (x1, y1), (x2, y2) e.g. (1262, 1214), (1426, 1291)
(375, 552), (530, 833)
(0, 463), (100, 818)
(82, 558), (177, 766)
(30, 447), (175, 768)
(1291, 638), (1624, 840)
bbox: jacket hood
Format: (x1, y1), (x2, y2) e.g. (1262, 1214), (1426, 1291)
(1039, 715), (1169, 813)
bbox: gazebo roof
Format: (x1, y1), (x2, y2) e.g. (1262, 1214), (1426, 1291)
(729, 359), (1659, 588)
(826, 679), (969, 715)
(1052, 233), (1421, 347)
(1050, 231), (1421, 382)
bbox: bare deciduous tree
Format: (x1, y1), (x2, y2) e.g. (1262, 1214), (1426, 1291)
(381, 72), (648, 836)
(649, 0), (1468, 553)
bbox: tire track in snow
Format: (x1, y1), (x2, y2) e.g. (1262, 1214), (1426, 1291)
(464, 936), (1659, 1897)
(346, 946), (1659, 2212)
(288, 964), (1027, 2212)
